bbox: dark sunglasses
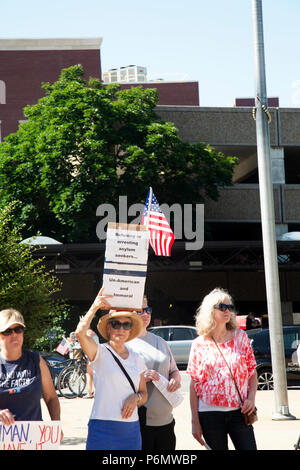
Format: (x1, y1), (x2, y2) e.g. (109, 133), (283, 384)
(214, 303), (234, 312)
(142, 307), (152, 314)
(1, 326), (25, 336)
(108, 320), (132, 331)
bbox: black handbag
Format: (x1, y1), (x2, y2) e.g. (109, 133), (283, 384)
(105, 346), (147, 425)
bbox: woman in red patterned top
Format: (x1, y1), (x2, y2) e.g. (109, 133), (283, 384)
(187, 288), (257, 450)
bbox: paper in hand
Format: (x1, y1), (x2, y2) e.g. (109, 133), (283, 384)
(152, 374), (184, 408)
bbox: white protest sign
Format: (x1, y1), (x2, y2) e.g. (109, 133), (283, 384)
(102, 223), (149, 310)
(0, 421), (61, 450)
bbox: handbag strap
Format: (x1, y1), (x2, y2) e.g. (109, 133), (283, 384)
(105, 345), (137, 394)
(212, 336), (244, 405)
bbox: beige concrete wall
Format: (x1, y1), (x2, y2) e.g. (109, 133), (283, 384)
(282, 185), (300, 223)
(156, 106), (300, 224)
(278, 109), (300, 146)
(156, 106), (280, 146)
(203, 184), (282, 222)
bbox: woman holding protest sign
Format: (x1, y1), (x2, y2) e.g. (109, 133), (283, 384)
(0, 308), (61, 426)
(75, 287), (148, 450)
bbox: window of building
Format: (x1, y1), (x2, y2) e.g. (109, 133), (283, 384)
(0, 80), (6, 104)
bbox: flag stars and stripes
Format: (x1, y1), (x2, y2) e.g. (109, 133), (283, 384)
(142, 188), (175, 257)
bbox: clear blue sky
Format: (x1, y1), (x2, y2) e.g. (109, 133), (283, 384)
(1, 0), (300, 107)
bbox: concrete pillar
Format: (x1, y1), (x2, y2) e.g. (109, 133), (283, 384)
(271, 147), (288, 237)
(271, 150), (292, 324)
(281, 301), (294, 325)
(271, 147), (285, 184)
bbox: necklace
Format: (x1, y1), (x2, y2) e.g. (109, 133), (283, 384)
(118, 349), (128, 358)
(109, 343), (128, 358)
(212, 330), (232, 344)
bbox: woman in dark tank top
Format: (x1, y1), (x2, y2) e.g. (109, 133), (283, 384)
(0, 308), (61, 427)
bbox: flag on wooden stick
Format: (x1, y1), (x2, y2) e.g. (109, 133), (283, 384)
(142, 187), (175, 256)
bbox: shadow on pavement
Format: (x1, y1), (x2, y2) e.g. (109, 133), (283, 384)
(61, 437), (86, 446)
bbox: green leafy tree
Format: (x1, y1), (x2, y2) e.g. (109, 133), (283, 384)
(0, 203), (69, 350)
(0, 65), (237, 242)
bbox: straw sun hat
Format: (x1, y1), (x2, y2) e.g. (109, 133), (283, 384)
(97, 310), (143, 342)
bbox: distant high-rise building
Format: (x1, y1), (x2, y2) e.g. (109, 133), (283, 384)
(103, 65), (147, 84)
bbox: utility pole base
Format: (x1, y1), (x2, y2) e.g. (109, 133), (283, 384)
(272, 411), (296, 421)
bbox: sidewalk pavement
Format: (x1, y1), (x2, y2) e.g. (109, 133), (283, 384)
(42, 372), (300, 451)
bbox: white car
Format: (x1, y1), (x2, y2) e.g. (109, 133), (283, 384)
(148, 325), (198, 367)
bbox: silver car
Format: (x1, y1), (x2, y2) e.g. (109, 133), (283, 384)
(148, 325), (198, 367)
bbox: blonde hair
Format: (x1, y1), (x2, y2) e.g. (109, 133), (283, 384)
(195, 288), (237, 336)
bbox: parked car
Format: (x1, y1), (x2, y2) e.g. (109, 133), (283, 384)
(41, 352), (68, 388)
(246, 326), (300, 390)
(148, 325), (198, 367)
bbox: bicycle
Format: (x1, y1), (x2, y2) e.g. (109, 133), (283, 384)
(57, 352), (88, 399)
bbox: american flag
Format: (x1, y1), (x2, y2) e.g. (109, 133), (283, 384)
(142, 188), (175, 256)
(56, 338), (70, 356)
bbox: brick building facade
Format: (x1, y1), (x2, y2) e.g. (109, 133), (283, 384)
(0, 38), (103, 138)
(0, 37), (199, 140)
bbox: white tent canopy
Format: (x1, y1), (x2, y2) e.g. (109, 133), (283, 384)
(20, 236), (62, 245)
(278, 232), (300, 241)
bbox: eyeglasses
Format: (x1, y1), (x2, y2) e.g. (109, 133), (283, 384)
(1, 326), (25, 336)
(214, 303), (234, 312)
(108, 320), (132, 331)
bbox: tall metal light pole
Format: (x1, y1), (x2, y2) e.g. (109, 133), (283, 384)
(251, 0), (295, 420)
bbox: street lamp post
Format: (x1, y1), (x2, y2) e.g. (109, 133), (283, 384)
(251, 0), (295, 420)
